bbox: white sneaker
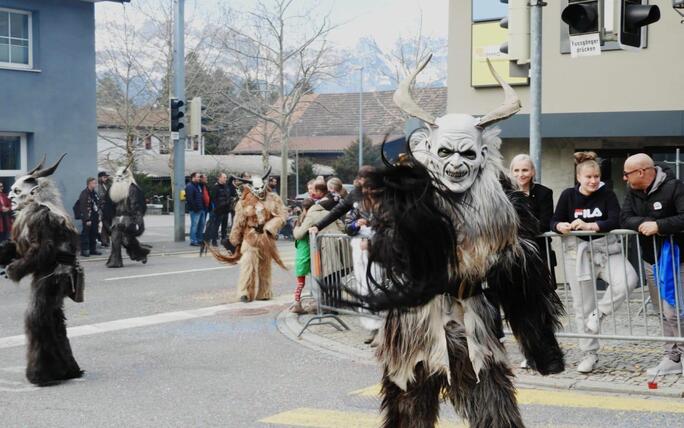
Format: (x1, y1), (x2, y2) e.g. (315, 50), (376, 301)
(585, 310), (604, 334)
(646, 357), (683, 376)
(520, 359), (529, 369)
(577, 353), (598, 373)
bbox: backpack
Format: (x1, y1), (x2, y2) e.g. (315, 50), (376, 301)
(73, 199), (81, 220)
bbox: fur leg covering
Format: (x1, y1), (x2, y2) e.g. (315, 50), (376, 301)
(380, 363), (447, 428)
(486, 243), (565, 375)
(255, 250), (273, 300)
(106, 228), (124, 268)
(236, 243), (259, 301)
(445, 319), (524, 428)
(25, 277), (82, 386)
(122, 234), (151, 263)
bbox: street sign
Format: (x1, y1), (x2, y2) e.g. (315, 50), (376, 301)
(171, 131), (179, 140)
(569, 33), (602, 57)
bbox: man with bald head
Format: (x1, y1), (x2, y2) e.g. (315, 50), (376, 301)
(621, 153), (684, 376)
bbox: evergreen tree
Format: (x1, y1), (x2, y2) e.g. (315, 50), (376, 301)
(331, 135), (381, 183)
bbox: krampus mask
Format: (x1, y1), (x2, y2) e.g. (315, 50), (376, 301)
(396, 55), (521, 193)
(110, 158), (136, 204)
(231, 167), (272, 200)
(10, 154), (67, 212)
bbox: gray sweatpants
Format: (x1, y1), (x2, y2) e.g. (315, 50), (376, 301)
(562, 238), (638, 353)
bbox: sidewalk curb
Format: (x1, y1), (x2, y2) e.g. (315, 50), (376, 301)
(79, 249), (199, 263)
(515, 373), (684, 399)
(275, 309), (375, 365)
(276, 309), (684, 399)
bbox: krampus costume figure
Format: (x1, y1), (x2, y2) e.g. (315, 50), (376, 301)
(211, 170), (287, 302)
(0, 155), (85, 386)
(106, 163), (151, 268)
(352, 57), (565, 428)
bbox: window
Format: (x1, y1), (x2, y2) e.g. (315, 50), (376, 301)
(0, 133), (27, 191)
(144, 135), (152, 150)
(472, 0), (506, 22)
(0, 8), (32, 69)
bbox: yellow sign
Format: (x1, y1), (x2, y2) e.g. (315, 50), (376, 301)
(471, 20), (528, 87)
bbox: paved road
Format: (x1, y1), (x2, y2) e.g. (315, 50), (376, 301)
(1, 245), (683, 427)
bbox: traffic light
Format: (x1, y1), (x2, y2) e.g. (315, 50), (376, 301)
(499, 0), (530, 65)
(561, 0), (601, 35)
(618, 0), (660, 49)
(169, 98), (185, 133)
(188, 97), (206, 139)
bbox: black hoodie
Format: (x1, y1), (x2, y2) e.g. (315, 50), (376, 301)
(551, 183), (620, 240)
(621, 164), (684, 264)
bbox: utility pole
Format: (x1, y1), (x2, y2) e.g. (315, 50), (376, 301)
(295, 149), (299, 195)
(529, 0), (544, 181)
(173, 0), (186, 241)
(358, 66), (364, 169)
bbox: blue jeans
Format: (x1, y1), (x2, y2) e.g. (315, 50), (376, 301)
(189, 210), (206, 243)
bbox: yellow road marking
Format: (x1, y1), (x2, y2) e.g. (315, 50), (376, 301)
(350, 384), (684, 413)
(259, 407), (464, 428)
(519, 388), (684, 413)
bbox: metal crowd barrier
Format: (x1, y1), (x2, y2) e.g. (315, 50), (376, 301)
(301, 230), (683, 345)
(297, 233), (351, 337)
(298, 232), (385, 337)
(537, 230), (684, 344)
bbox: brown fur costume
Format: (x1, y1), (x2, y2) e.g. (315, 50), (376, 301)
(212, 188), (287, 301)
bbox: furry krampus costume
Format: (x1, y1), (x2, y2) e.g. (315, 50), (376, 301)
(211, 170), (287, 301)
(0, 154), (85, 386)
(106, 163), (151, 268)
(351, 57), (565, 428)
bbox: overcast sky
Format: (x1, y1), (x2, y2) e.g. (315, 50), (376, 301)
(95, 0), (450, 51)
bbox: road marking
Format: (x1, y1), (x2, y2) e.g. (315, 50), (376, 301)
(0, 299), (285, 350)
(259, 407), (464, 428)
(351, 384), (684, 413)
(104, 266), (234, 281)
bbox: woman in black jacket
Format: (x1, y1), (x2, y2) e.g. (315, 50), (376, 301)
(509, 154), (556, 370)
(510, 154), (556, 274)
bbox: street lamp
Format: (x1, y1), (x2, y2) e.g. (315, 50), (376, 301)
(358, 66), (364, 169)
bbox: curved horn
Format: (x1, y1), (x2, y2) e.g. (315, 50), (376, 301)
(261, 166), (272, 181)
(393, 53), (437, 126)
(231, 175), (252, 184)
(476, 59), (522, 129)
(27, 154), (47, 175)
(33, 153), (67, 178)
(380, 134), (392, 168)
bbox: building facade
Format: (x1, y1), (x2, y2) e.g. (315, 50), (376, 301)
(0, 0), (123, 209)
(232, 89), (447, 165)
(448, 0), (683, 203)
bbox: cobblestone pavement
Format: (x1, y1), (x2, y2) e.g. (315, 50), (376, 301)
(292, 292), (684, 395)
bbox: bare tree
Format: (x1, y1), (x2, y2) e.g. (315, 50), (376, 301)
(96, 4), (170, 170)
(361, 12), (447, 125)
(213, 0), (340, 197)
(96, 0), (240, 191)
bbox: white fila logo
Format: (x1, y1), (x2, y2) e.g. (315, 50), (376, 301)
(574, 208), (603, 219)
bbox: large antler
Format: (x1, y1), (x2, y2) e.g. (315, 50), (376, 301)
(476, 59), (522, 129)
(393, 53), (437, 126)
(32, 153), (67, 178)
(123, 156), (135, 173)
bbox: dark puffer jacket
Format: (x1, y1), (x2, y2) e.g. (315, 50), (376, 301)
(621, 164), (684, 264)
(210, 182), (234, 215)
